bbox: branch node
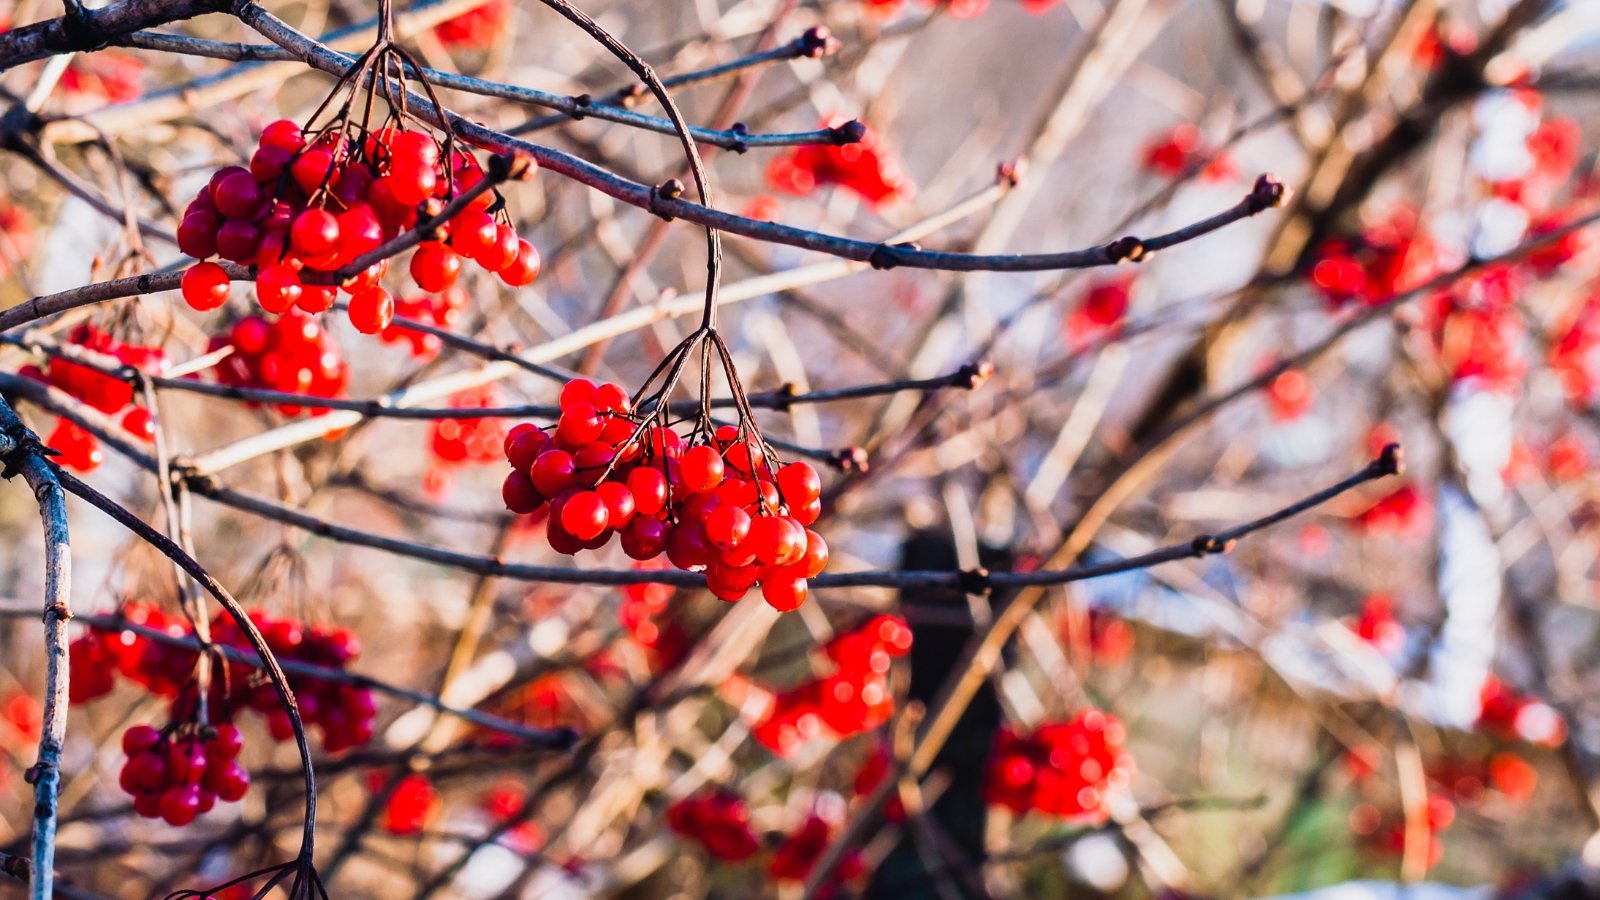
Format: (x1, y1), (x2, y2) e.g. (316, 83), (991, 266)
(869, 242), (918, 270)
(773, 382), (799, 411)
(487, 151), (534, 183)
(958, 567), (992, 597)
(1105, 236), (1146, 264)
(648, 180), (684, 220)
(996, 158), (1026, 188)
(955, 360), (994, 390)
(1191, 534), (1232, 556)
(570, 93), (592, 120)
(835, 446), (870, 473)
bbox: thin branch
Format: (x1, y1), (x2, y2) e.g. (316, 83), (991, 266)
(234, 2), (1288, 274)
(0, 399), (72, 900)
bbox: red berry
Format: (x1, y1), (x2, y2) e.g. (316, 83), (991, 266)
(212, 172), (265, 219)
(203, 759), (251, 803)
(680, 445), (725, 493)
(347, 286), (395, 334)
(557, 403), (604, 447)
(628, 466), (669, 516)
(181, 262), (231, 311)
(256, 264), (303, 313)
(777, 462), (822, 506)
(500, 240), (541, 286)
(448, 210), (498, 258)
(704, 505), (752, 550)
(160, 784), (203, 826)
(595, 481), (636, 527)
(260, 119), (305, 152)
(177, 211), (220, 258)
(622, 517), (669, 560)
(502, 470), (544, 514)
(290, 209), (341, 256)
(121, 406), (155, 442)
(506, 427), (551, 471)
(762, 575), (808, 611)
(297, 285), (337, 314)
(410, 242), (461, 292)
(559, 379), (597, 410)
(206, 724), (244, 759)
(560, 491), (609, 541)
(530, 449), (577, 495)
(291, 149), (337, 194)
(122, 725), (162, 755)
(215, 218), (261, 263)
(748, 515), (806, 566)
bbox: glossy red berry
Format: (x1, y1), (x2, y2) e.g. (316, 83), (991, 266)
(628, 467), (669, 516)
(290, 209), (341, 256)
(761, 575), (808, 612)
(347, 286), (395, 335)
(560, 491), (609, 541)
(181, 262), (231, 311)
(680, 445), (725, 493)
(410, 242), (461, 292)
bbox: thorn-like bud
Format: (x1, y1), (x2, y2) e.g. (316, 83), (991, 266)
(1248, 173), (1289, 212)
(1377, 442), (1404, 476)
(797, 26), (838, 58)
(833, 119), (867, 145)
(996, 159), (1026, 187)
(956, 360), (994, 390)
(837, 446), (870, 473)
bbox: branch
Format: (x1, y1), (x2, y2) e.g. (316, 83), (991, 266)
(1, 374), (1402, 592)
(0, 0), (222, 70)
(236, 2), (1288, 274)
(32, 609), (578, 749)
(113, 31), (854, 151)
(0, 400), (72, 900)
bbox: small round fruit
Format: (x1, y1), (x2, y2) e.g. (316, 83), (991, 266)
(181, 262), (231, 311)
(347, 286), (395, 335)
(761, 575), (809, 612)
(560, 491), (609, 541)
(680, 445), (726, 493)
(409, 242), (461, 292)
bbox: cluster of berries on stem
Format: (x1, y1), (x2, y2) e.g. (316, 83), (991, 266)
(984, 709), (1134, 820)
(747, 615), (913, 756)
(20, 324), (166, 469)
(177, 40), (537, 334)
(502, 332), (830, 610)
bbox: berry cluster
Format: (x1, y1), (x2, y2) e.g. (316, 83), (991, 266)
(1477, 675), (1565, 746)
(117, 723), (250, 826)
(750, 615), (913, 757)
(381, 286), (467, 360)
(769, 811), (865, 897)
(481, 778), (547, 852)
(0, 203), (33, 279)
(984, 709), (1134, 820)
(1309, 206), (1443, 310)
(1063, 276), (1132, 348)
(1352, 483), (1431, 540)
(1140, 123), (1239, 182)
(665, 792), (762, 862)
(58, 52), (144, 104)
(1265, 368), (1313, 422)
(849, 742), (905, 821)
(767, 119), (911, 207)
(19, 324), (166, 469)
(1350, 592), (1405, 655)
(861, 0), (1058, 20)
(70, 604), (377, 754)
(214, 611), (377, 753)
(426, 386), (508, 496)
(368, 771), (439, 835)
(209, 310), (349, 416)
(501, 379), (830, 611)
(618, 567), (690, 670)
(432, 0), (509, 48)
(177, 120), (538, 332)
